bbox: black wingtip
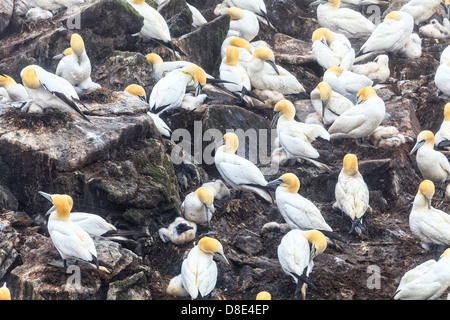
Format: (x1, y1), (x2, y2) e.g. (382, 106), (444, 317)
(175, 223), (194, 236)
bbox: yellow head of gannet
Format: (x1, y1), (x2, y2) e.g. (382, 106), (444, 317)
(325, 66), (344, 77)
(410, 130), (435, 154)
(225, 46), (240, 67)
(312, 27), (333, 43)
(198, 236), (230, 265)
(229, 37), (252, 52)
(356, 86), (377, 104)
(444, 103), (450, 121)
(228, 7), (244, 20)
(302, 229), (328, 260)
(418, 179), (435, 209)
(384, 11), (400, 22)
(125, 84), (147, 101)
(21, 65), (41, 89)
(440, 247), (450, 259)
(145, 53), (164, 67)
(317, 82), (332, 117)
(253, 47), (280, 75)
(196, 187), (214, 207)
(223, 132), (239, 154)
(328, 0), (341, 9)
(130, 0), (145, 4)
(0, 283), (11, 300)
(70, 33), (85, 57)
(181, 64), (207, 96)
(271, 99), (295, 127)
(51, 194), (72, 220)
(342, 153), (359, 175)
(256, 291), (271, 300)
(0, 74), (17, 88)
(268, 173), (300, 193)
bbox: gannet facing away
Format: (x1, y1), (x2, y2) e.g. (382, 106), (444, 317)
(328, 86), (386, 140)
(0, 74), (29, 101)
(55, 33), (101, 95)
(277, 229), (327, 299)
(247, 47), (307, 95)
(409, 180), (450, 250)
(333, 153), (370, 236)
(226, 7), (260, 42)
(181, 236), (229, 299)
(0, 283), (11, 300)
(351, 55), (390, 83)
(214, 132), (273, 203)
(392, 248), (450, 300)
(310, 81), (354, 126)
(268, 173), (333, 232)
(158, 217), (197, 245)
(435, 103), (450, 150)
(20, 65), (90, 122)
(181, 187), (215, 228)
(410, 130), (450, 184)
(311, 0), (375, 39)
(311, 27), (355, 71)
(399, 0), (442, 25)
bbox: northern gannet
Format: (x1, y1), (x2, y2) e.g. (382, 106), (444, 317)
(311, 0), (375, 39)
(0, 74), (29, 101)
(20, 65), (90, 121)
(277, 229), (327, 299)
(181, 187), (215, 228)
(0, 283), (11, 300)
(435, 59), (450, 97)
(214, 132), (273, 203)
(226, 7), (260, 42)
(435, 103), (450, 150)
(322, 66), (374, 100)
(158, 217), (197, 245)
(187, 3), (207, 28)
(333, 153), (370, 236)
(311, 27), (355, 71)
(399, 0), (442, 25)
(225, 0), (272, 27)
(328, 86), (386, 141)
(409, 180), (450, 250)
(181, 236), (229, 299)
(351, 54), (390, 83)
(358, 11), (414, 56)
(55, 33), (101, 95)
(220, 36), (254, 69)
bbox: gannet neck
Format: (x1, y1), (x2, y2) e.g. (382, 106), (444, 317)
(444, 103), (450, 121)
(225, 46), (240, 66)
(70, 33), (85, 57)
(228, 7), (243, 20)
(51, 194), (72, 221)
(342, 153), (358, 175)
(223, 132), (239, 154)
(195, 187), (214, 206)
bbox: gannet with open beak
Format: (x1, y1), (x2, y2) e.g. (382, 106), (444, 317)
(40, 193), (99, 270)
(410, 130), (450, 184)
(351, 54), (390, 83)
(311, 27), (355, 71)
(55, 33), (101, 95)
(158, 217), (197, 245)
(124, 84), (172, 138)
(20, 65), (90, 122)
(435, 59), (450, 97)
(328, 86), (386, 140)
(272, 99), (331, 170)
(277, 229), (327, 299)
(181, 236), (230, 299)
(435, 103), (450, 150)
(392, 248), (450, 300)
(322, 66), (374, 100)
(399, 0), (442, 25)
(268, 173), (333, 232)
(311, 0), (375, 39)
(358, 11), (414, 56)
(225, 0), (272, 27)
(310, 81), (354, 126)
(248, 47), (307, 95)
(226, 7), (260, 42)
(0, 74), (29, 101)
(126, 0), (185, 56)
(409, 180), (450, 250)
(149, 63), (207, 115)
(333, 154), (370, 236)
(0, 283), (11, 300)
(214, 132), (273, 203)
(181, 187), (215, 228)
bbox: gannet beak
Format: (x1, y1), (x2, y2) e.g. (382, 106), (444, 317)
(427, 197), (432, 209)
(321, 102), (326, 119)
(266, 60), (280, 75)
(52, 53), (66, 60)
(45, 206), (56, 216)
(271, 110), (281, 128)
(267, 178), (283, 186)
(310, 243), (317, 261)
(38, 191), (54, 203)
(215, 252), (230, 266)
(410, 139), (425, 154)
(195, 84), (203, 97)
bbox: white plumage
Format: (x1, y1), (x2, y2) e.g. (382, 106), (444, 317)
(399, 0), (442, 25)
(158, 217), (197, 245)
(322, 66), (374, 99)
(226, 7), (260, 41)
(435, 60), (450, 97)
(351, 55), (390, 83)
(181, 187), (215, 227)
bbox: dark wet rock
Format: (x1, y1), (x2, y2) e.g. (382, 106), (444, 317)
(0, 0), (13, 36)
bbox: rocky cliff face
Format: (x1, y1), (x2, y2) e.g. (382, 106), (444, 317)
(0, 0), (449, 300)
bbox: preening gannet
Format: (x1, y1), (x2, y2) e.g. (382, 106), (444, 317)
(247, 47), (307, 95)
(409, 180), (450, 250)
(181, 187), (215, 228)
(55, 33), (101, 95)
(399, 0), (442, 25)
(333, 153), (370, 236)
(225, 0), (272, 27)
(226, 7), (260, 42)
(435, 59), (450, 97)
(392, 248), (450, 300)
(311, 27), (355, 71)
(214, 132), (273, 203)
(268, 173), (333, 232)
(311, 0), (375, 39)
(149, 63), (207, 115)
(322, 66), (374, 100)
(310, 81), (354, 126)
(0, 283), (11, 300)
(20, 65), (90, 122)
(271, 99), (331, 170)
(181, 236), (229, 299)
(410, 130), (450, 184)
(124, 84), (172, 138)
(0, 74), (29, 101)
(277, 229), (327, 299)
(328, 86), (386, 140)
(158, 217), (197, 245)
(351, 54), (390, 83)
(358, 11), (414, 56)
(435, 103), (450, 150)
(187, 3), (207, 28)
